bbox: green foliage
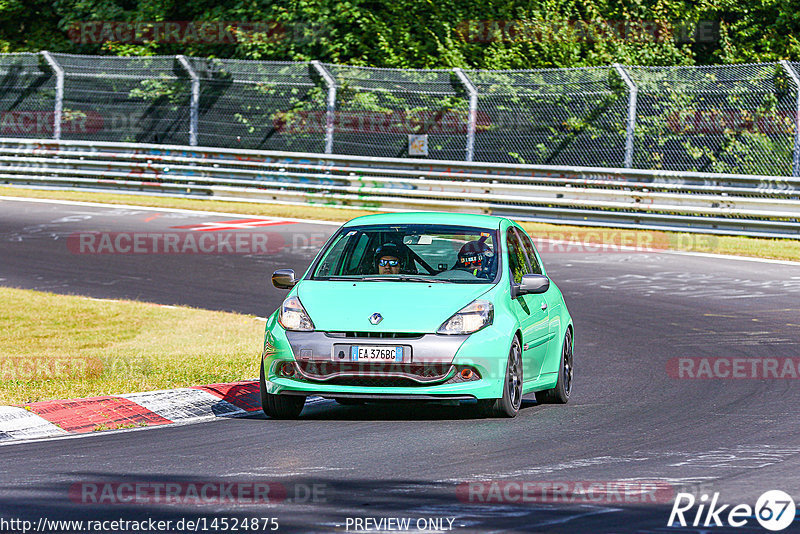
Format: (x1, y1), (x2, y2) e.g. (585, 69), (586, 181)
(0, 0), (793, 68)
(128, 76), (188, 106)
(709, 0), (800, 63)
(1, 0), (797, 172)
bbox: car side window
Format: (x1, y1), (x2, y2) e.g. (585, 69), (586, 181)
(347, 233), (370, 272)
(316, 231), (361, 276)
(518, 230), (543, 275)
(506, 229), (528, 284)
(315, 235), (348, 276)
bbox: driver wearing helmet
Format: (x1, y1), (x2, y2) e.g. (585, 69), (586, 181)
(455, 236), (494, 278)
(374, 242), (411, 275)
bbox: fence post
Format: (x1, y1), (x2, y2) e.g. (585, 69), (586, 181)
(41, 51), (64, 141)
(453, 68), (478, 162)
(614, 63), (638, 168)
(177, 55), (199, 146)
(311, 61), (336, 154)
(780, 60), (800, 177)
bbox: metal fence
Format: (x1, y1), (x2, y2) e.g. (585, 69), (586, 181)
(327, 65), (470, 161)
(0, 53), (59, 136)
(466, 66), (630, 167)
(1, 138), (797, 238)
(2, 52), (800, 176)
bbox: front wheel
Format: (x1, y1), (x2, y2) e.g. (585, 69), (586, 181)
(535, 328), (573, 404)
(260, 361), (306, 419)
(476, 336), (523, 418)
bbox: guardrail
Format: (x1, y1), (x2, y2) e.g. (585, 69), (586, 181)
(0, 138), (798, 238)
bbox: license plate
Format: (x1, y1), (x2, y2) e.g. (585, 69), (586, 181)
(350, 345), (405, 362)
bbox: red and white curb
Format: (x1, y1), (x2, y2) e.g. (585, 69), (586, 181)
(0, 380), (282, 443)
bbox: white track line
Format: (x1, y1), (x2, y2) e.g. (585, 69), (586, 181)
(535, 237), (800, 266)
(0, 195), (342, 226)
(80, 295), (269, 321)
(2, 195), (799, 266)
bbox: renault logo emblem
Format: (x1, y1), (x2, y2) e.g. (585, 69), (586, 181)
(369, 313), (383, 325)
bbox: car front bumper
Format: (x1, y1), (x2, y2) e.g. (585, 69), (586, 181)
(261, 317), (511, 400)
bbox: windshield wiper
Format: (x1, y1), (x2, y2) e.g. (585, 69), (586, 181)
(360, 276), (450, 283)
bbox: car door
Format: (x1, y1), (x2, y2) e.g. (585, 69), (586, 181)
(518, 228), (557, 374)
(506, 227), (550, 382)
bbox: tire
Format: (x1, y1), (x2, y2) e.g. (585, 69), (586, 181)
(535, 328), (573, 404)
(476, 336), (523, 418)
(259, 361), (306, 419)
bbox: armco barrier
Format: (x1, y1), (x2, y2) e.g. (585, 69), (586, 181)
(0, 138), (798, 238)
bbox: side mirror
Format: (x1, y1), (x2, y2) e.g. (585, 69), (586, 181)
(517, 274), (549, 296)
(272, 269), (297, 289)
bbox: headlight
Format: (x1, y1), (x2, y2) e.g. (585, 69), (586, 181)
(278, 296), (315, 331)
(437, 299), (493, 335)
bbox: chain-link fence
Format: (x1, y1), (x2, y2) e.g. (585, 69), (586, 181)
(2, 52), (800, 176)
(53, 53), (192, 145)
(466, 66), (630, 166)
(0, 53), (57, 138)
(325, 64), (470, 161)
(188, 58), (327, 152)
(628, 63), (798, 176)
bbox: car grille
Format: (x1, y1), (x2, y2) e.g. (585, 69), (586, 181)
(324, 331), (424, 339)
(294, 361), (454, 386)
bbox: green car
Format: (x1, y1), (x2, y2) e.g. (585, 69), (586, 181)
(260, 212), (574, 418)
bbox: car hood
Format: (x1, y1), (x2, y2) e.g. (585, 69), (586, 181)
(296, 280), (492, 333)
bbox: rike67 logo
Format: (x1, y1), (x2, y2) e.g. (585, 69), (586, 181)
(668, 490), (796, 531)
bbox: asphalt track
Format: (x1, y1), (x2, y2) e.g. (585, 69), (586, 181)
(1, 196), (799, 533)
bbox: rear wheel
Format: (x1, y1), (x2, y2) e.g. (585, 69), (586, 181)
(535, 328), (573, 404)
(260, 361), (306, 419)
(476, 336), (523, 418)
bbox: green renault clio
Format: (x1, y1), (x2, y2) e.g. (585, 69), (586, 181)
(260, 212), (573, 418)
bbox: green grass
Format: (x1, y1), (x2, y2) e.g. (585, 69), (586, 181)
(0, 287), (264, 405)
(2, 186), (798, 261)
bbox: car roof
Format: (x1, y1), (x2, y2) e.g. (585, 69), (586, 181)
(341, 211), (508, 229)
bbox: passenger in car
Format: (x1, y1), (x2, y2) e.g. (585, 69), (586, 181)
(455, 237), (494, 278)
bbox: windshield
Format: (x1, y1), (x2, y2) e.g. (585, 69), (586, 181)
(310, 224), (500, 283)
